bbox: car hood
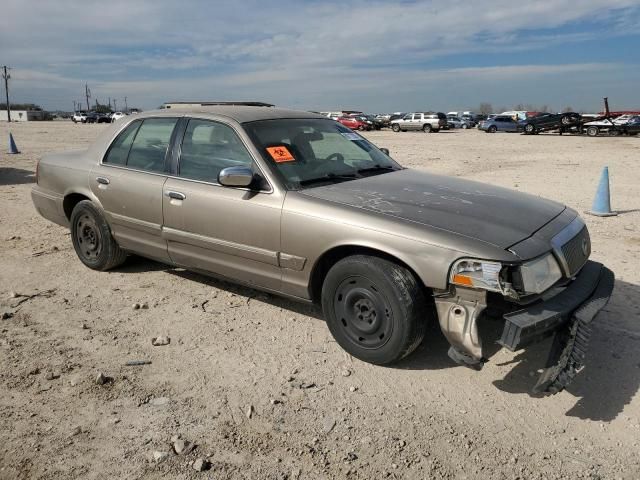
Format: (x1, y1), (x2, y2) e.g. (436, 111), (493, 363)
(300, 169), (565, 249)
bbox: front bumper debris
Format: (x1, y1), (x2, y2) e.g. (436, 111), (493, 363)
(500, 261), (614, 394)
(435, 261), (614, 394)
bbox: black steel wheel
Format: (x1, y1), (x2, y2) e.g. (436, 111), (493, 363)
(321, 255), (428, 365)
(70, 200), (127, 271)
(75, 212), (103, 262)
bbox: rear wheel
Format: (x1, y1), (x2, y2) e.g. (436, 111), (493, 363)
(524, 123), (536, 134)
(560, 115), (572, 125)
(462, 123), (469, 129)
(422, 124), (432, 133)
(392, 124), (400, 132)
(321, 255), (428, 365)
(586, 126), (599, 137)
(70, 200), (127, 271)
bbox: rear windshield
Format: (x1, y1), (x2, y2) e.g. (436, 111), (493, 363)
(243, 118), (401, 190)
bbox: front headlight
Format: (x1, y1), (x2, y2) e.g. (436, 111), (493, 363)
(450, 259), (503, 292)
(518, 253), (562, 294)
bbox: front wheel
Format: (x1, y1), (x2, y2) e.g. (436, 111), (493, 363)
(524, 123), (536, 134)
(392, 124), (400, 132)
(586, 126), (599, 137)
(488, 125), (497, 133)
(70, 200), (127, 271)
(321, 255), (428, 365)
(462, 123), (469, 129)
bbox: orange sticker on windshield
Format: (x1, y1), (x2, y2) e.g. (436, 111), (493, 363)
(266, 146), (295, 163)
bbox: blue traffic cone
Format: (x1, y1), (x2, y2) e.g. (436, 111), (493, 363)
(588, 167), (617, 217)
(8, 132), (20, 154)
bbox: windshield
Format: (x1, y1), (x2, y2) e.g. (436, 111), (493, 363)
(244, 118), (402, 190)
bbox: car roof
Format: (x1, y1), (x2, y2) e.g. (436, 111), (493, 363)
(149, 105), (326, 123)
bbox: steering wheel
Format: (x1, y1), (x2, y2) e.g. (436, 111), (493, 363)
(326, 152), (345, 163)
(309, 152), (347, 175)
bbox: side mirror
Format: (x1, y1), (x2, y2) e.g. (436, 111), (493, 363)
(380, 148), (390, 155)
(218, 166), (254, 187)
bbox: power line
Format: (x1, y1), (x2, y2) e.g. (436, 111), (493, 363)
(2, 66), (11, 122)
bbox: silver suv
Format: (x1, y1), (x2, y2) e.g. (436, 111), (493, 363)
(391, 112), (446, 133)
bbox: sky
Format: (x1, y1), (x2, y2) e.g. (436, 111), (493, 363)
(1, 0), (640, 113)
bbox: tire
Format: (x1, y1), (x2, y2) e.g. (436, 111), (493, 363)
(488, 125), (497, 133)
(560, 115), (572, 125)
(392, 124), (400, 132)
(321, 255), (428, 365)
(70, 200), (127, 271)
(422, 124), (432, 133)
(358, 125), (365, 131)
(524, 123), (536, 135)
(462, 124), (469, 129)
(586, 126), (599, 137)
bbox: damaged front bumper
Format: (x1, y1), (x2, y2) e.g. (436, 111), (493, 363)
(434, 260), (615, 394)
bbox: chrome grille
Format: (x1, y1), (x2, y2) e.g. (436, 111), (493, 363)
(560, 226), (590, 276)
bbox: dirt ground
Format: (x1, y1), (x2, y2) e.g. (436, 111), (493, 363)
(1, 121), (639, 480)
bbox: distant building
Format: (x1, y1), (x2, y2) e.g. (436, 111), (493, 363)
(0, 110), (48, 122)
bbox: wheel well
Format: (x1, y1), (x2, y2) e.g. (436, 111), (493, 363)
(309, 245), (430, 304)
(63, 193), (90, 220)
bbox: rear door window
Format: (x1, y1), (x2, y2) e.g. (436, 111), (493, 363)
(103, 121), (141, 165)
(126, 118), (179, 173)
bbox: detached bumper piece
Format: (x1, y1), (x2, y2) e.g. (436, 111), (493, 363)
(499, 261), (614, 394)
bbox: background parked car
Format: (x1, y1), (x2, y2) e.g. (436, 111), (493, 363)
(391, 112), (446, 133)
(96, 113), (112, 124)
(84, 112), (99, 124)
(337, 116), (371, 131)
(72, 112), (87, 123)
(374, 114), (391, 128)
(111, 112), (128, 122)
(519, 112), (582, 134)
(584, 115), (640, 136)
(477, 114), (496, 129)
(447, 115), (476, 129)
(479, 115), (519, 133)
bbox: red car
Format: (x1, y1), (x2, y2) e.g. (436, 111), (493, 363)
(337, 116), (371, 131)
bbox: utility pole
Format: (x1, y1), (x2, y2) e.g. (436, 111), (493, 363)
(108, 97), (111, 110)
(124, 96), (128, 113)
(113, 99), (117, 111)
(85, 83), (91, 111)
(73, 100), (76, 112)
(2, 66), (11, 122)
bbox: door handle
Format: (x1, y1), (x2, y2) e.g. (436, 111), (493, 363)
(165, 191), (186, 200)
(96, 176), (110, 185)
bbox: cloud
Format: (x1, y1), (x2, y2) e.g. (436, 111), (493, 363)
(1, 0), (639, 110)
